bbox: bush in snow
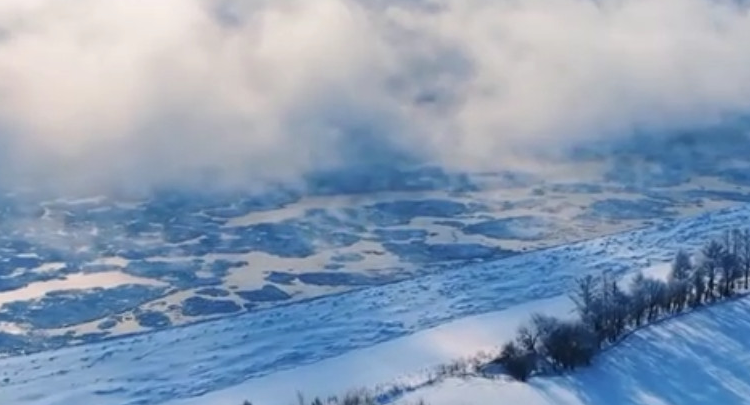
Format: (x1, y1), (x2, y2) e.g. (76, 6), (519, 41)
(243, 390), (382, 405)
(540, 320), (596, 370)
(496, 341), (534, 381)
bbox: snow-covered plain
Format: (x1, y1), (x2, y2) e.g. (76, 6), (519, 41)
(2, 167), (749, 352)
(4, 134), (750, 404)
(6, 131), (750, 352)
(3, 201), (750, 405)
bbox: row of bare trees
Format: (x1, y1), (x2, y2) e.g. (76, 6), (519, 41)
(498, 228), (750, 381)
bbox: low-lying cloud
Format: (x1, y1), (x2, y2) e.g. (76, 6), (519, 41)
(0, 0), (749, 193)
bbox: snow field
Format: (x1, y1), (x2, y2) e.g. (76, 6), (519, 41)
(3, 204), (750, 405)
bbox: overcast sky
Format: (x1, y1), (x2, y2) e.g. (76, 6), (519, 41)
(0, 0), (749, 193)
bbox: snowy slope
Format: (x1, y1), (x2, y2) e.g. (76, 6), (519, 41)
(169, 296), (575, 405)
(395, 296), (750, 405)
(2, 204), (750, 405)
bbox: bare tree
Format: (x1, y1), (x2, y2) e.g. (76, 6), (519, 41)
(732, 229), (742, 257)
(670, 250), (692, 282)
(668, 250), (693, 311)
(721, 230), (734, 255)
(628, 272), (649, 326)
(530, 313), (562, 345)
(701, 240), (725, 301)
(516, 324), (539, 353)
(644, 278), (667, 321)
(603, 280), (630, 341)
(719, 250), (740, 297)
(691, 266), (706, 307)
(570, 275), (597, 320)
(739, 229), (750, 289)
(570, 275), (609, 345)
(667, 278), (689, 313)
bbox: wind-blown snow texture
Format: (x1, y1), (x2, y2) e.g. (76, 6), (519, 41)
(2, 203), (750, 405)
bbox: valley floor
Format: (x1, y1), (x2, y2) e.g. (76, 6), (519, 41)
(3, 204), (750, 405)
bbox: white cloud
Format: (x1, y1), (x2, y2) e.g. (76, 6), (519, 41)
(401, 0), (750, 169)
(0, 0), (748, 192)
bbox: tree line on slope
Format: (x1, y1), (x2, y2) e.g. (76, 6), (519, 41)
(498, 228), (750, 381)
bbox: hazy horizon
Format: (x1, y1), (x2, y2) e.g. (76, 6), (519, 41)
(0, 0), (749, 195)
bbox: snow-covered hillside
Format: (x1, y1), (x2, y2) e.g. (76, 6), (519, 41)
(395, 296), (750, 405)
(184, 294), (750, 405)
(3, 202), (750, 405)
